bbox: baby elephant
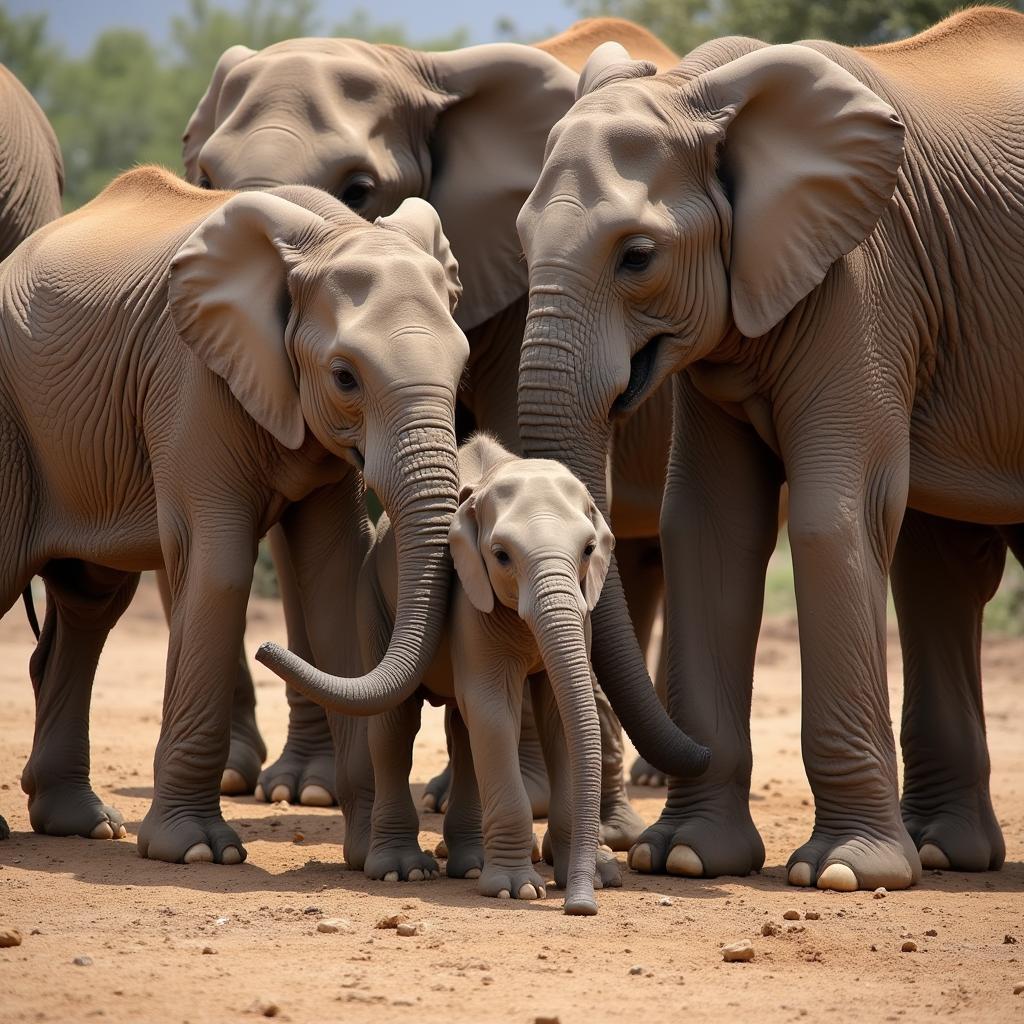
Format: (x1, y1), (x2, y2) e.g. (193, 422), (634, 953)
(262, 434), (620, 914)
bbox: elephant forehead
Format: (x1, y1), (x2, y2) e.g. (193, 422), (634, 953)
(487, 462), (590, 519)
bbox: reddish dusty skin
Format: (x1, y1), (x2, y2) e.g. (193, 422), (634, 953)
(517, 8), (1024, 892)
(181, 19), (684, 835)
(1, 583), (1022, 1023)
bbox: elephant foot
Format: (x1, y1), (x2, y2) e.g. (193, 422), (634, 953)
(787, 822), (921, 891)
(441, 837), (485, 879)
(627, 789), (765, 878)
(255, 744), (335, 807)
(340, 799), (372, 872)
(26, 781), (127, 841)
(629, 756), (667, 788)
(902, 785), (1005, 872)
(599, 788), (645, 851)
(542, 837), (622, 891)
(220, 724), (267, 796)
(421, 760), (452, 813)
(137, 804), (245, 865)
(479, 861), (548, 901)
(365, 843), (440, 882)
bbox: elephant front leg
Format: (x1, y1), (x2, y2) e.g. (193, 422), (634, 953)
(364, 698), (439, 882)
(441, 706), (485, 879)
(630, 379), (778, 879)
(894, 510), (1006, 872)
(138, 532), (255, 864)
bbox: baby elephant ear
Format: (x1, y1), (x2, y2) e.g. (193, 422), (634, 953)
(583, 500), (615, 612)
(376, 198), (462, 313)
(448, 494), (494, 615)
(577, 41), (657, 100)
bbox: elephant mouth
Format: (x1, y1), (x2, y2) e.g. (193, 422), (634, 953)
(611, 334), (664, 420)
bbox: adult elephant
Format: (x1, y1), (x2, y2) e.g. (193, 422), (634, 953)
(517, 7), (1023, 891)
(182, 18), (681, 845)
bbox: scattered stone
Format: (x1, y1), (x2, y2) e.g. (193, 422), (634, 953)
(537, 952), (548, 960)
(481, 975), (494, 985)
(202, 947), (217, 955)
(657, 896), (673, 907)
(273, 800), (289, 810)
(318, 918), (354, 935)
(0, 928), (22, 948)
(1005, 935), (1018, 945)
(804, 911), (820, 921)
(214, 916), (230, 926)
(901, 940), (917, 953)
(396, 921), (424, 937)
(248, 999), (280, 1018)
(535, 1017), (561, 1024)
(30, 929), (41, 936)
(1013, 983), (1024, 995)
(376, 913), (409, 930)
(761, 922), (781, 937)
(292, 832), (305, 844)
(786, 925), (805, 934)
(722, 941), (755, 963)
(629, 965), (644, 975)
(870, 945), (878, 952)
(73, 955), (93, 966)
(873, 887), (887, 899)
(783, 910), (800, 920)
(303, 906), (321, 915)
(924, 929), (937, 937)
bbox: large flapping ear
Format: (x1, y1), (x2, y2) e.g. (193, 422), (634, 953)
(583, 499), (614, 612)
(576, 41), (656, 100)
(168, 191), (325, 449)
(182, 44), (255, 182)
(696, 44), (905, 338)
(376, 197), (462, 312)
(423, 44), (578, 331)
(448, 495), (495, 614)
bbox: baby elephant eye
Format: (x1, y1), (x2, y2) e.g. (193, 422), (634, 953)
(582, 542), (596, 560)
(333, 368), (358, 393)
(620, 246), (653, 272)
(494, 550), (511, 567)
(197, 175), (213, 190)
(341, 174), (375, 210)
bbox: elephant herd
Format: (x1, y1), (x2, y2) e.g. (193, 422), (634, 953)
(0, 8), (1020, 915)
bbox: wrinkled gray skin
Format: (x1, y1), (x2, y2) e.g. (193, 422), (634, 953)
(518, 9), (1024, 892)
(0, 63), (64, 842)
(0, 168), (467, 866)
(184, 29), (681, 840)
(322, 434), (621, 913)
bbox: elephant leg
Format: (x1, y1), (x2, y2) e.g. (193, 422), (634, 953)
(630, 377), (778, 879)
(595, 684), (644, 849)
(894, 510), (1006, 872)
(442, 706), (485, 879)
(21, 560), (138, 840)
(618, 536), (670, 789)
(364, 697), (438, 882)
(255, 524), (336, 807)
(158, 567), (267, 797)
(532, 673), (622, 893)
(138, 521), (254, 864)
(421, 721), (453, 813)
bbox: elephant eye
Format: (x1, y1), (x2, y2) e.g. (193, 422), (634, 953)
(341, 174), (375, 210)
(582, 542), (596, 560)
(493, 549), (511, 567)
(620, 246), (653, 272)
(197, 175), (213, 190)
(333, 367), (358, 393)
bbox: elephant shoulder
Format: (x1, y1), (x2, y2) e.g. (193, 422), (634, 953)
(535, 18), (680, 74)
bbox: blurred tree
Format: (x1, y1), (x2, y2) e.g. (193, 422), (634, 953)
(0, 6), (56, 95)
(331, 7), (469, 48)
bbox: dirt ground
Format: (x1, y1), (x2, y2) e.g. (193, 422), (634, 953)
(1, 577), (1021, 1024)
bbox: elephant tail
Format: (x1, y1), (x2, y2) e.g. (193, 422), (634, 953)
(22, 583), (40, 640)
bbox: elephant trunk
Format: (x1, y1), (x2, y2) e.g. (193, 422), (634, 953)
(519, 310), (710, 780)
(528, 572), (602, 915)
(257, 394), (459, 715)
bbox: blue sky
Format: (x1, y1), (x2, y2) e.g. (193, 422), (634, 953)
(8, 0), (579, 52)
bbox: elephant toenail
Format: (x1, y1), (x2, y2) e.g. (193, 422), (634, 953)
(666, 845), (703, 877)
(788, 862), (813, 887)
(465, 867), (481, 879)
(183, 843), (214, 864)
(816, 864), (858, 892)
(383, 871), (398, 882)
(90, 821), (114, 840)
(270, 785), (291, 803)
(253, 784), (266, 802)
(497, 889), (510, 899)
(220, 769), (248, 795)
(221, 846), (242, 865)
(918, 843), (950, 870)
(299, 785), (332, 807)
(408, 869), (424, 881)
(629, 843), (652, 872)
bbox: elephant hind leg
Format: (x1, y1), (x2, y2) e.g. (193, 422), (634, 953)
(895, 510), (1006, 872)
(22, 559), (139, 840)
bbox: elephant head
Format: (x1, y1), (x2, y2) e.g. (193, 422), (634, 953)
(182, 39), (577, 331)
(516, 42), (905, 764)
(167, 187), (468, 714)
(448, 434), (613, 913)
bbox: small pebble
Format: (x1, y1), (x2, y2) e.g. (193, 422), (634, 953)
(396, 921), (424, 937)
(629, 965), (644, 975)
(870, 944), (878, 952)
(924, 929), (937, 937)
(303, 906), (321, 915)
(783, 909), (800, 920)
(901, 940), (917, 953)
(0, 928), (22, 948)
(214, 916), (230, 926)
(873, 887), (887, 899)
(1005, 934), (1018, 945)
(761, 922), (780, 937)
(202, 947), (217, 955)
(535, 1016), (561, 1024)
(273, 800), (289, 809)
(722, 941), (754, 963)
(73, 955), (93, 966)
(376, 914), (409, 930)
(657, 896), (673, 907)
(1013, 982), (1024, 995)
(248, 999), (279, 1018)
(317, 918), (354, 934)
(292, 832), (305, 844)
(804, 911), (820, 921)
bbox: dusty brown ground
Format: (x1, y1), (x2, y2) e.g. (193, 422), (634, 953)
(1, 577), (1021, 1023)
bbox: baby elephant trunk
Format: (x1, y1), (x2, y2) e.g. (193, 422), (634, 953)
(528, 575), (602, 915)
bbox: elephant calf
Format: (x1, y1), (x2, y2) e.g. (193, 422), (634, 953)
(0, 166), (468, 864)
(261, 434), (640, 913)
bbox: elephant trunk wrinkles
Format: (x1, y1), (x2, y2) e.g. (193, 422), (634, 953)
(529, 575), (601, 915)
(519, 314), (711, 780)
(257, 399), (459, 715)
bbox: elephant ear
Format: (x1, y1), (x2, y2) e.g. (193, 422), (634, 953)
(168, 191), (325, 450)
(182, 44), (255, 182)
(376, 197), (462, 312)
(425, 44), (578, 331)
(448, 493), (494, 614)
(697, 44), (905, 338)
(576, 41), (656, 100)
(583, 499), (615, 613)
